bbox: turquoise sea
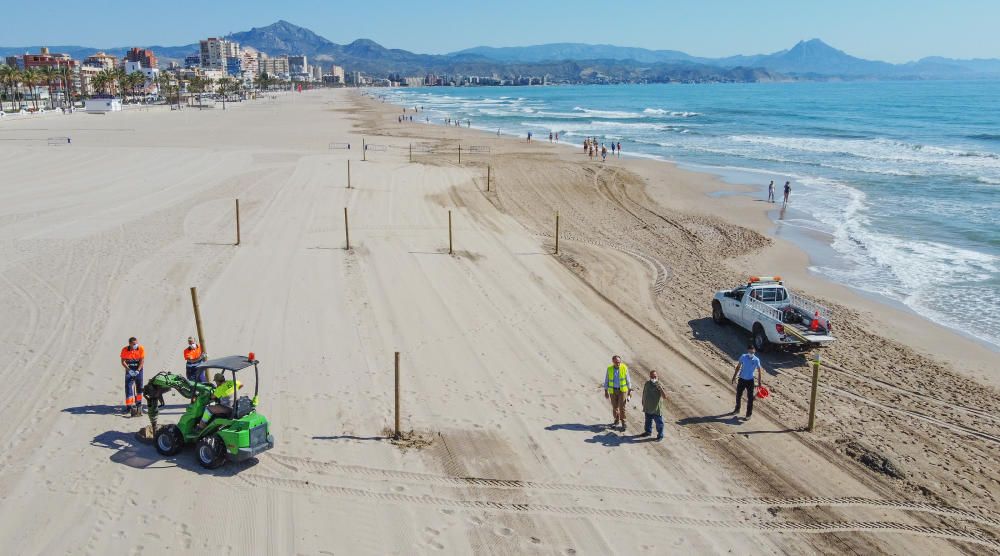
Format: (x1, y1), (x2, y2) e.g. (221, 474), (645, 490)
(379, 82), (1000, 349)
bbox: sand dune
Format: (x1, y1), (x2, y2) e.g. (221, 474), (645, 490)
(0, 91), (996, 554)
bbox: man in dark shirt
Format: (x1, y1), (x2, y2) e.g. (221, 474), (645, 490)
(639, 370), (667, 441)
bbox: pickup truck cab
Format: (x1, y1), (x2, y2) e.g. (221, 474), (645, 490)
(712, 276), (834, 351)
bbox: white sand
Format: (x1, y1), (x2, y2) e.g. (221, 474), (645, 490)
(0, 91), (995, 554)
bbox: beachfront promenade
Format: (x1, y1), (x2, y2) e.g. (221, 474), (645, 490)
(0, 90), (996, 554)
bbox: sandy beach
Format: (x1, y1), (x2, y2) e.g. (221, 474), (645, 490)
(0, 89), (997, 554)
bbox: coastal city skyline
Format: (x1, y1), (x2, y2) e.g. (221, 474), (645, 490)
(2, 0), (999, 63)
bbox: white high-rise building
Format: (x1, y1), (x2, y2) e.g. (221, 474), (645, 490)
(199, 37), (240, 70)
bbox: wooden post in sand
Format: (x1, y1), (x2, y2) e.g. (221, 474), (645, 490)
(458, 145), (462, 165)
(807, 352), (821, 431)
(487, 165), (491, 192)
(394, 351), (401, 438)
(362, 137), (366, 162)
(409, 143), (413, 163)
(448, 210), (453, 255)
(554, 211), (560, 255)
(190, 287), (207, 355)
(235, 199), (241, 246)
(347, 160), (351, 188)
(344, 207), (351, 250)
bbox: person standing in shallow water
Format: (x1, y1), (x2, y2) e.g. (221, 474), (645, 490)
(768, 180), (775, 203)
(783, 181), (792, 206)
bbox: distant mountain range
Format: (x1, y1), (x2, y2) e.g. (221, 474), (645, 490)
(456, 39), (1000, 79)
(3, 20), (999, 82)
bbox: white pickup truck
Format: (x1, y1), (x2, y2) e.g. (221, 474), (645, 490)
(712, 276), (834, 351)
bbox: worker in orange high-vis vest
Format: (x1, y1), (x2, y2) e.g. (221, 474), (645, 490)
(604, 355), (631, 431)
(183, 337), (207, 383)
(120, 336), (145, 417)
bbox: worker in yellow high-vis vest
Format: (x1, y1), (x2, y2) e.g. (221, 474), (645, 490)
(604, 355), (631, 431)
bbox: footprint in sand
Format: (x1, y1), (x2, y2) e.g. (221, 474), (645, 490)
(495, 527), (514, 537)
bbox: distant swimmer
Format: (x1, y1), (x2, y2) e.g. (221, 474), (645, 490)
(783, 181), (792, 206)
(768, 180), (775, 203)
(604, 355), (631, 431)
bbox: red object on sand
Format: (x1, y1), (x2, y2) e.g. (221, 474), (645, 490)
(809, 311), (820, 331)
(756, 385), (770, 399)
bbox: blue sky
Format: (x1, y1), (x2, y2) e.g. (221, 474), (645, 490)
(1, 0), (997, 62)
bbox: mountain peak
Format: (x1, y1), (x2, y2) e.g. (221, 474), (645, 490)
(789, 38), (840, 54)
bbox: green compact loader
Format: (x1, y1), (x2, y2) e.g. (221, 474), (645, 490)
(142, 354), (274, 468)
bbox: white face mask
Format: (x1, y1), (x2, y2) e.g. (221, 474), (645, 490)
(189, 343), (196, 349)
(651, 378), (658, 383)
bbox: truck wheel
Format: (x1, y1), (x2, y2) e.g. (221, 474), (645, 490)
(753, 324), (769, 352)
(712, 301), (728, 325)
(196, 435), (226, 469)
(154, 425), (183, 456)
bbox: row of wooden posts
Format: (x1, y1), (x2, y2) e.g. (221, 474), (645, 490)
(220, 154), (825, 433)
(230, 162), (509, 255)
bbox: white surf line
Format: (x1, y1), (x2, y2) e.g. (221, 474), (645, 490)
(239, 472), (1000, 550)
(264, 454), (1000, 530)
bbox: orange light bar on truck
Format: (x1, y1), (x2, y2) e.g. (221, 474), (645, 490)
(748, 276), (782, 283)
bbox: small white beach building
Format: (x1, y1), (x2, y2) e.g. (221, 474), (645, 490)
(85, 98), (123, 112)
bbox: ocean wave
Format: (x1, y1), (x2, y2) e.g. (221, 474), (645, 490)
(643, 108), (701, 117)
(572, 106), (644, 119)
(729, 135), (1000, 164)
(968, 133), (1000, 142)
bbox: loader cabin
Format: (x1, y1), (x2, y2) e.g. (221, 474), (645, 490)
(723, 276), (788, 305)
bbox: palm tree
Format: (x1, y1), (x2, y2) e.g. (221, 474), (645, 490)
(21, 68), (41, 111)
(0, 64), (16, 112)
(39, 66), (58, 109)
(188, 75), (207, 107)
(127, 71), (145, 102)
(216, 77), (233, 109)
(59, 64), (74, 108)
(95, 68), (118, 97)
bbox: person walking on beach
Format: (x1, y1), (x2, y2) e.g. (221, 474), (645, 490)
(617, 142), (622, 158)
(731, 345), (765, 421)
(768, 180), (775, 203)
(783, 181), (791, 206)
(639, 370), (667, 440)
(604, 355), (631, 430)
(549, 132), (553, 142)
(121, 336), (145, 417)
(527, 131), (532, 143)
(601, 144), (608, 162)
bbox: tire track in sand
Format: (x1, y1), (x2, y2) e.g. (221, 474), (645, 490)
(237, 471), (1000, 551)
(263, 453), (1000, 530)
